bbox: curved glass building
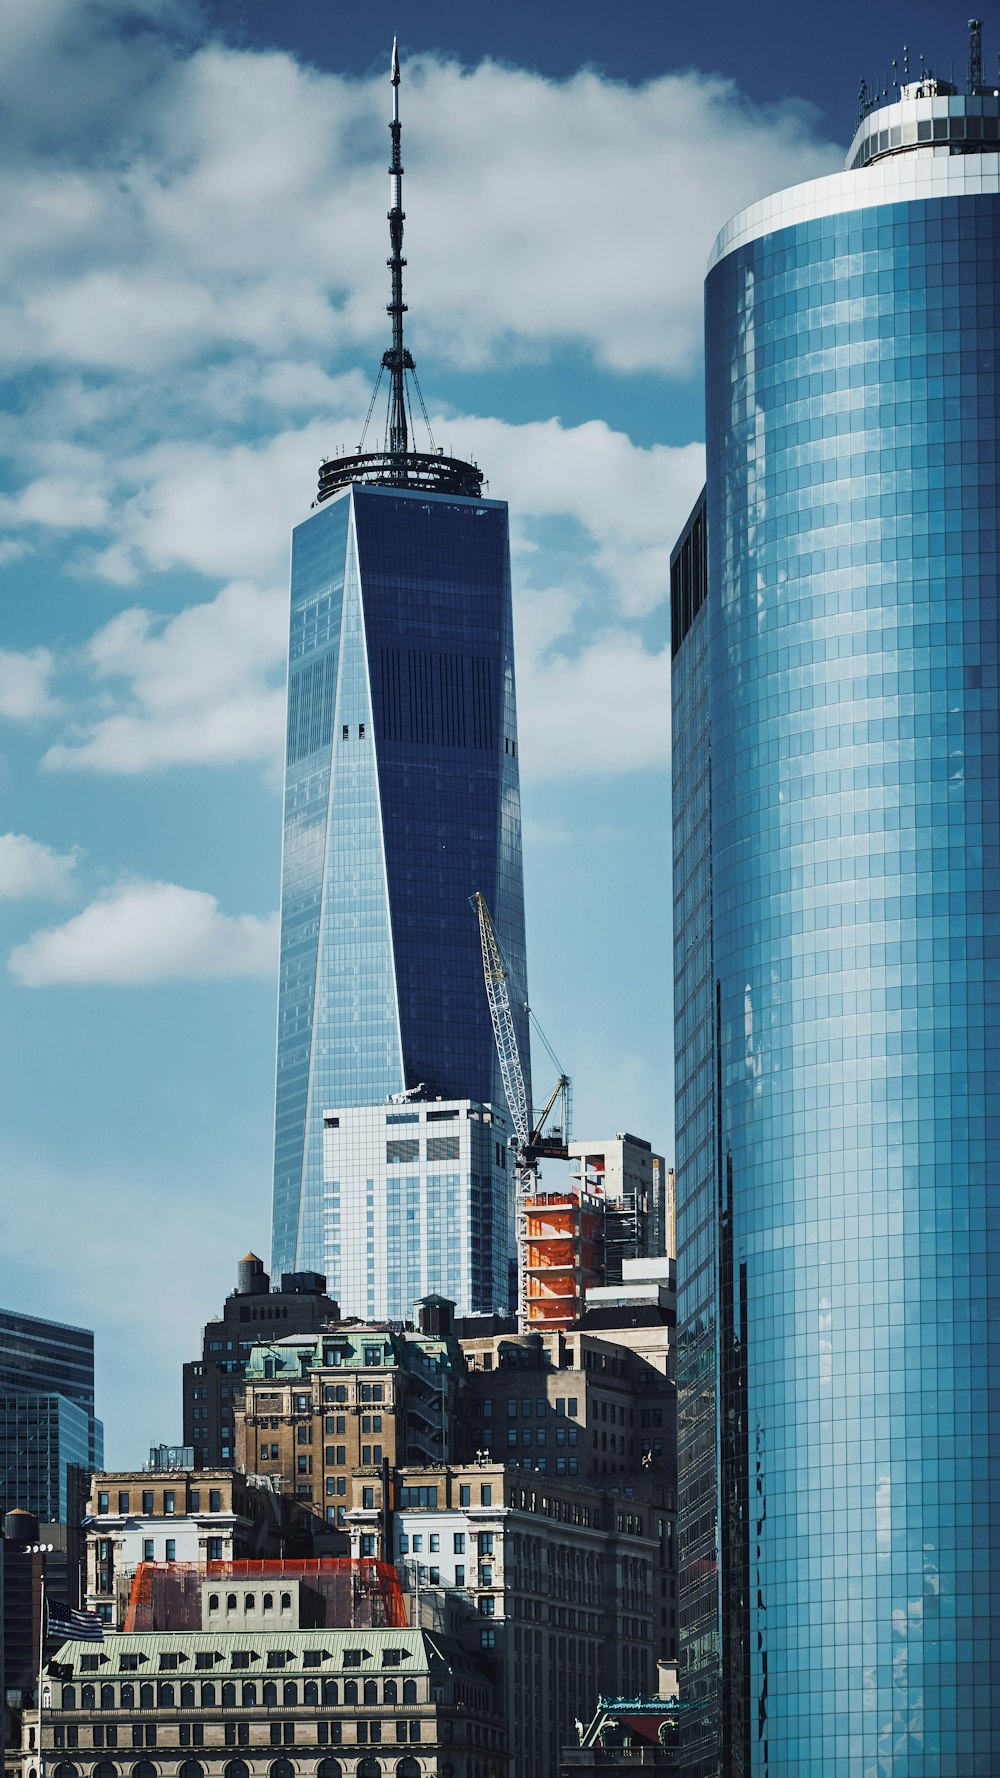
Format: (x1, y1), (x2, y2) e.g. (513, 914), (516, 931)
(673, 76), (1000, 1778)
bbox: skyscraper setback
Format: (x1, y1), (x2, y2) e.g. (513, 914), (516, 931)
(271, 45), (530, 1318)
(673, 44), (1000, 1778)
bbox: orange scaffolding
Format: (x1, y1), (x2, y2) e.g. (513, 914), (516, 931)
(123, 1557), (407, 1633)
(523, 1190), (603, 1329)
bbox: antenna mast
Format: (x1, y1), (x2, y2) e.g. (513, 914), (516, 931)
(384, 38), (412, 459)
(315, 40), (484, 504)
(969, 18), (984, 93)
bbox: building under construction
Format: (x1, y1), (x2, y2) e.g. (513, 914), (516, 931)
(123, 1556), (406, 1633)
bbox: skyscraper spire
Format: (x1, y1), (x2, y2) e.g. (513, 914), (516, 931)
(383, 37), (411, 458)
(316, 39), (484, 502)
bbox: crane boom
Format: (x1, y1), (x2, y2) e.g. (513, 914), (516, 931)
(473, 891), (530, 1150)
(473, 892), (573, 1330)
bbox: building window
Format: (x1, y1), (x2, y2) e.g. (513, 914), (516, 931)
(207, 1537), (224, 1562)
(481, 1485), (492, 1506)
(481, 1628), (496, 1648)
(189, 1490), (200, 1510)
(165, 1540), (176, 1563)
(459, 1486), (471, 1507)
(209, 1490), (222, 1512)
(163, 1491), (175, 1515)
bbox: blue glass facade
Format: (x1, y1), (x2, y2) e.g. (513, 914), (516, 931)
(682, 130), (1000, 1774)
(272, 482), (529, 1312)
(0, 1306), (103, 1521)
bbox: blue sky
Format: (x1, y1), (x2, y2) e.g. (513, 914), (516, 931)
(0, 0), (976, 1465)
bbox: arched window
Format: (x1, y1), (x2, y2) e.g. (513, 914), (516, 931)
(263, 1681), (277, 1707)
(223, 1763), (249, 1778)
(100, 1685), (114, 1709)
(132, 1762), (156, 1778)
(158, 1683), (174, 1707)
(61, 1687), (76, 1709)
(138, 1684), (153, 1709)
(120, 1685), (134, 1711)
(245, 1594), (255, 1610)
(81, 1686), (96, 1709)
(262, 1593), (273, 1611)
(201, 1682), (216, 1707)
(180, 1683), (195, 1707)
(280, 1592), (291, 1610)
(344, 1680), (358, 1705)
(53, 1765), (78, 1778)
(226, 1593), (237, 1610)
(317, 1762), (341, 1778)
(357, 1761), (381, 1778)
(402, 1681), (417, 1705)
(179, 1764), (204, 1778)
(303, 1681), (318, 1706)
(382, 1680), (396, 1705)
(322, 1679), (339, 1705)
(269, 1761), (295, 1778)
(222, 1682), (236, 1707)
(282, 1682), (298, 1707)
(397, 1762), (421, 1778)
(92, 1764), (116, 1778)
(363, 1680), (377, 1705)
(208, 1594), (219, 1612)
(242, 1683), (257, 1707)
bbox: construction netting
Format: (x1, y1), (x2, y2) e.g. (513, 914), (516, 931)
(123, 1558), (407, 1633)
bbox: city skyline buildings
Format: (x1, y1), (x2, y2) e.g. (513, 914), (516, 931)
(0, 0), (817, 1465)
(270, 46), (531, 1316)
(673, 47), (1000, 1778)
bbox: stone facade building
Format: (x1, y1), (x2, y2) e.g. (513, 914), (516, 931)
(24, 1626), (503, 1778)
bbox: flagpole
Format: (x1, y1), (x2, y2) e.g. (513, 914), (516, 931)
(29, 1542), (54, 1778)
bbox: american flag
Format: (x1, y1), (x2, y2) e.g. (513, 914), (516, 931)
(46, 1599), (104, 1644)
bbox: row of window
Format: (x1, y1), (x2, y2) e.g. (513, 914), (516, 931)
(61, 1683), (422, 1709)
(95, 1490), (224, 1515)
(55, 1720), (423, 1750)
(48, 1757), (425, 1778)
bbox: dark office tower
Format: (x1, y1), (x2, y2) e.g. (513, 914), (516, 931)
(0, 1307), (103, 1520)
(271, 44), (529, 1319)
(673, 43), (1000, 1778)
(182, 1254), (339, 1465)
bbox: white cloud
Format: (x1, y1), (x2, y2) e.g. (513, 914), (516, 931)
(9, 878), (279, 986)
(466, 416), (705, 617)
(519, 630), (671, 779)
(0, 832), (79, 900)
(0, 39), (839, 386)
(0, 645), (59, 719)
(45, 579), (287, 772)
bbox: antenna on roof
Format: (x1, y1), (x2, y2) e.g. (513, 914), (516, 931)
(903, 43), (910, 82)
(384, 37), (410, 459)
(314, 39), (483, 505)
(969, 18), (984, 93)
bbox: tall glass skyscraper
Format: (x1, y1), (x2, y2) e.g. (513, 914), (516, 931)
(0, 1306), (104, 1519)
(673, 59), (999, 1778)
(271, 46), (530, 1317)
